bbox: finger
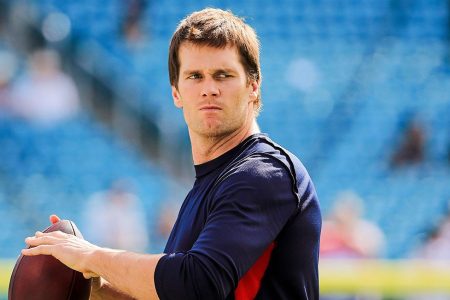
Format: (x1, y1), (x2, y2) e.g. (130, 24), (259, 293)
(25, 235), (60, 247)
(36, 230), (70, 239)
(50, 214), (60, 224)
(52, 230), (73, 239)
(24, 232), (41, 246)
(21, 245), (53, 256)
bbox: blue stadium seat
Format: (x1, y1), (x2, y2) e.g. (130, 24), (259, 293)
(15, 0), (450, 258)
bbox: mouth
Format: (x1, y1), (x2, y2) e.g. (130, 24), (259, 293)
(199, 105), (222, 111)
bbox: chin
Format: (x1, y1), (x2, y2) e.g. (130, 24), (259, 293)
(199, 124), (231, 138)
(192, 119), (241, 138)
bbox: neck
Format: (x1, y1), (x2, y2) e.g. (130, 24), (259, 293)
(190, 120), (260, 165)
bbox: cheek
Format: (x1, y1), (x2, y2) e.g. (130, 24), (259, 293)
(178, 84), (197, 100)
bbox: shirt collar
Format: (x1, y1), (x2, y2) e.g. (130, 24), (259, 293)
(194, 133), (267, 178)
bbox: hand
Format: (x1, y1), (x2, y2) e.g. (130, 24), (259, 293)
(22, 215), (101, 279)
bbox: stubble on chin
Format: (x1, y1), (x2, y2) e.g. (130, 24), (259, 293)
(202, 124), (232, 140)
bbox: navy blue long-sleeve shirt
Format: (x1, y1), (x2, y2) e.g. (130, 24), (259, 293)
(155, 134), (321, 299)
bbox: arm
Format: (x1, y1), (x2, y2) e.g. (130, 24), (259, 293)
(88, 251), (165, 300)
(87, 248), (164, 299)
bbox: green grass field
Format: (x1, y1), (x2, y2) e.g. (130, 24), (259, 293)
(0, 260), (14, 298)
(320, 259), (450, 295)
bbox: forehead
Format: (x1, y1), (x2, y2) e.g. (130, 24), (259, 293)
(178, 42), (244, 72)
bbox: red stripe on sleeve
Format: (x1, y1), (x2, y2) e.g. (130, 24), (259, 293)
(234, 242), (275, 300)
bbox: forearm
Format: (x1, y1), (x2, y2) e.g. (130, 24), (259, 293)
(86, 248), (165, 300)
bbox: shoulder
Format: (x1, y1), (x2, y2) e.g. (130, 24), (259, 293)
(206, 154), (299, 222)
(210, 153), (297, 210)
(222, 152), (293, 187)
(248, 136), (319, 211)
(244, 135), (311, 180)
(211, 135), (318, 210)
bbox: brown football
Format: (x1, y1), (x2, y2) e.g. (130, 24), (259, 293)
(8, 220), (92, 300)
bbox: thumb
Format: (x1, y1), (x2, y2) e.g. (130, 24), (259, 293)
(49, 214), (61, 224)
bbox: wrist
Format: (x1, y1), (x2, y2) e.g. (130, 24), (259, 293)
(82, 247), (104, 278)
(86, 248), (127, 278)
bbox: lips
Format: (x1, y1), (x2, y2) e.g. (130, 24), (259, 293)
(199, 105), (222, 110)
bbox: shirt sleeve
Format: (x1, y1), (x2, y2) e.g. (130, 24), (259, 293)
(155, 155), (299, 300)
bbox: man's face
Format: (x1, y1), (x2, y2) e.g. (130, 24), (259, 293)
(172, 42), (259, 139)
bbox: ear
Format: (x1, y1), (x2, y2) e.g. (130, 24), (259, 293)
(249, 81), (259, 101)
(172, 86), (183, 108)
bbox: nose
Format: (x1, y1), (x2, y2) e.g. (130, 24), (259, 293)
(201, 78), (220, 98)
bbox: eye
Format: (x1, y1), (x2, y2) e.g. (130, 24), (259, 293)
(187, 73), (202, 79)
(216, 72), (232, 79)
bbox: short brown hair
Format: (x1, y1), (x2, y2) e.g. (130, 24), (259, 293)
(168, 8), (262, 113)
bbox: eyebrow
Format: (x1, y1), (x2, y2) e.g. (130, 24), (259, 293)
(182, 68), (237, 76)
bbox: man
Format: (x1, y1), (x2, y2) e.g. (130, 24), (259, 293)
(23, 8), (321, 300)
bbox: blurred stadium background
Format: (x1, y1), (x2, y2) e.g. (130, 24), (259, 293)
(0, 0), (449, 299)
